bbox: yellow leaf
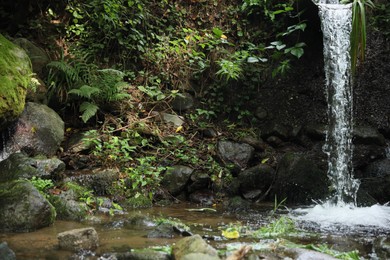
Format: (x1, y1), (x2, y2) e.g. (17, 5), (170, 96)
(221, 34), (227, 40)
(261, 158), (269, 164)
(222, 228), (240, 239)
(175, 126), (183, 133)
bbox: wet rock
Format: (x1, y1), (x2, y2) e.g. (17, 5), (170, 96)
(123, 213), (155, 230)
(358, 158), (390, 203)
(66, 168), (120, 195)
(172, 93), (195, 112)
(49, 190), (88, 221)
(147, 223), (176, 238)
(0, 34), (31, 131)
(0, 242), (16, 260)
(353, 126), (386, 146)
(0, 180), (56, 232)
(182, 253), (220, 260)
(239, 164), (275, 200)
(353, 144), (386, 169)
(3, 102), (64, 157)
(58, 227), (99, 251)
(0, 152), (65, 182)
(217, 140), (255, 169)
(282, 247), (338, 260)
(172, 234), (219, 260)
(161, 165), (194, 196)
(223, 196), (251, 212)
(271, 152), (330, 204)
(188, 171), (211, 193)
(254, 106), (268, 120)
(13, 38), (50, 74)
(266, 136), (284, 147)
(106, 250), (171, 260)
(189, 190), (215, 205)
(261, 121), (293, 140)
(304, 124), (327, 140)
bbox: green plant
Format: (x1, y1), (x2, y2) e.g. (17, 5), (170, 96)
(344, 0), (375, 75)
(252, 216), (296, 238)
(29, 177), (54, 197)
(303, 244), (360, 260)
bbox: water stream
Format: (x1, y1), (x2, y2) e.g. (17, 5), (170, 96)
(293, 1), (390, 229)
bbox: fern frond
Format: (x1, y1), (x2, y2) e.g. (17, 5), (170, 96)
(79, 102), (99, 123)
(69, 85), (101, 99)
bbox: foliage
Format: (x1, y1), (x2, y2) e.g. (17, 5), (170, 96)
(346, 0), (375, 75)
(303, 244), (360, 260)
(28, 177), (54, 198)
(47, 57), (130, 122)
(252, 216), (296, 238)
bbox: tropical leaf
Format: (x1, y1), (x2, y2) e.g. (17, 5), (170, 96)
(79, 101), (99, 123)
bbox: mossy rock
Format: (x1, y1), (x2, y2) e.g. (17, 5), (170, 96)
(0, 180), (56, 232)
(0, 34), (31, 130)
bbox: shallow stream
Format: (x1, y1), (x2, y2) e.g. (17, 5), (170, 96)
(1, 202), (390, 259)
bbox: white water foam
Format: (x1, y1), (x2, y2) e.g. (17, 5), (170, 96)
(293, 202), (390, 229)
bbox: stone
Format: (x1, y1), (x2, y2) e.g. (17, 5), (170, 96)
(147, 223), (176, 238)
(188, 171), (211, 193)
(13, 38), (50, 74)
(65, 130), (99, 153)
(172, 234), (219, 260)
(0, 34), (31, 131)
(58, 227), (99, 251)
(106, 250), (171, 260)
(271, 152), (330, 204)
(49, 191), (88, 221)
(0, 152), (65, 182)
(223, 196), (251, 212)
(261, 121), (292, 140)
(238, 164), (275, 200)
(66, 168), (120, 195)
(304, 124), (327, 140)
(172, 93), (195, 112)
(254, 106), (268, 120)
(217, 140), (254, 169)
(358, 158), (390, 203)
(353, 126), (386, 146)
(189, 190), (215, 205)
(182, 253), (220, 260)
(161, 165), (194, 196)
(0, 180), (56, 232)
(0, 242), (16, 260)
(2, 102), (64, 158)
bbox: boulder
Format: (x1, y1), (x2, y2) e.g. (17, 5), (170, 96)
(57, 227), (99, 251)
(271, 152), (330, 204)
(0, 152), (65, 182)
(172, 93), (195, 112)
(358, 158), (390, 203)
(13, 38), (50, 74)
(0, 242), (16, 260)
(65, 168), (120, 195)
(2, 102), (64, 158)
(161, 165), (194, 196)
(106, 250), (171, 260)
(49, 189), (88, 221)
(0, 34), (31, 131)
(217, 140), (254, 169)
(172, 234), (219, 260)
(0, 180), (56, 232)
(238, 164), (275, 200)
(353, 126), (386, 146)
(189, 190), (215, 205)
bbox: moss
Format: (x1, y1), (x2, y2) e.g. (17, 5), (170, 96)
(0, 34), (32, 127)
(126, 194), (153, 208)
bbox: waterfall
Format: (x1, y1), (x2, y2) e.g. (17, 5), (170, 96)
(318, 3), (360, 206)
(292, 1), (390, 229)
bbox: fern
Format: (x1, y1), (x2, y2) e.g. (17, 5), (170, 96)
(79, 102), (99, 123)
(68, 85), (101, 99)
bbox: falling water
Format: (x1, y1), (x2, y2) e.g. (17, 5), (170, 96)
(319, 3), (360, 206)
(292, 1), (390, 228)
